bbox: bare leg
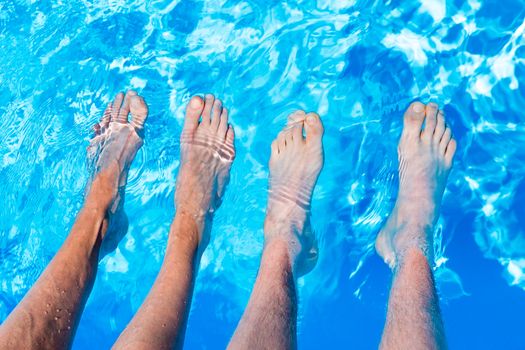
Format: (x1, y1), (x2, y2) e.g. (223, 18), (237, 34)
(0, 91), (149, 349)
(229, 111), (324, 350)
(113, 94), (235, 350)
(375, 102), (457, 350)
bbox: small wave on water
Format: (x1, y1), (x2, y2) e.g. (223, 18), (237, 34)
(1, 0), (524, 347)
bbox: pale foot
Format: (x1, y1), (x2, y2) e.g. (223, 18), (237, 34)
(174, 94), (235, 245)
(376, 102), (457, 269)
(264, 110), (324, 276)
(86, 90), (148, 251)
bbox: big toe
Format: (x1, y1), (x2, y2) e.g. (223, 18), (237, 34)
(304, 112), (323, 145)
(183, 96), (204, 132)
(402, 102), (425, 138)
(130, 95), (149, 129)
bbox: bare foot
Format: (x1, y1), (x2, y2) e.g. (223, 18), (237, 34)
(174, 94), (235, 245)
(376, 102), (457, 269)
(264, 111), (324, 276)
(86, 90), (148, 250)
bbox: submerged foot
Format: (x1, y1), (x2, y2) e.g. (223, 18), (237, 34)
(376, 102), (457, 269)
(86, 90), (148, 250)
(175, 94), (235, 244)
(264, 111), (324, 276)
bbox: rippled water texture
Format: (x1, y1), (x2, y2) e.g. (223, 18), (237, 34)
(1, 0), (525, 348)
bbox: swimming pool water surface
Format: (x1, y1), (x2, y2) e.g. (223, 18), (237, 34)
(1, 0), (525, 349)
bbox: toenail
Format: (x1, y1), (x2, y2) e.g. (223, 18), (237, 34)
(413, 103), (424, 113)
(307, 115), (317, 124)
(190, 97), (202, 109)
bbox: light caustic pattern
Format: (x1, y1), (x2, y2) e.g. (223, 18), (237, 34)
(0, 0), (524, 347)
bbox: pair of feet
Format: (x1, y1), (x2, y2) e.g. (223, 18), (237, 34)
(89, 92), (456, 275)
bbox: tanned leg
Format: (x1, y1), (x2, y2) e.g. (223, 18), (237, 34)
(0, 91), (149, 349)
(229, 111), (324, 350)
(376, 102), (457, 350)
(113, 94), (235, 350)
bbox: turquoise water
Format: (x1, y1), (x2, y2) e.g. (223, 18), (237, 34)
(1, 0), (525, 348)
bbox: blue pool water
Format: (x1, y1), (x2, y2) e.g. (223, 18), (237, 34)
(1, 0), (525, 348)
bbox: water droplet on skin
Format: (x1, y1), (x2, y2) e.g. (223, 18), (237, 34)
(67, 326), (71, 330)
(56, 308), (61, 313)
(46, 303), (51, 307)
(54, 316), (58, 320)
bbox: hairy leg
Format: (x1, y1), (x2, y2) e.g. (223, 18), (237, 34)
(381, 248), (446, 349)
(113, 94), (235, 350)
(376, 102), (456, 350)
(0, 91), (148, 349)
(229, 111), (324, 350)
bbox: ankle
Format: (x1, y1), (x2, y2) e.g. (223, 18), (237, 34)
(264, 208), (306, 235)
(170, 211), (208, 249)
(395, 247), (433, 274)
(261, 238), (294, 277)
(395, 245), (434, 272)
(175, 201), (213, 222)
(85, 183), (114, 214)
(87, 169), (121, 205)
